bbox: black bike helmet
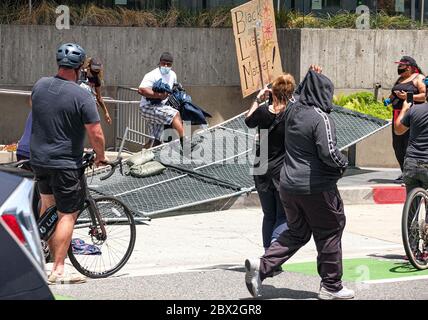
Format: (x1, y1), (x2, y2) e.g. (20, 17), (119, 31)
(56, 43), (86, 69)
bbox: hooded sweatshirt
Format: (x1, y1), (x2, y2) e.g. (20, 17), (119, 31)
(280, 70), (348, 194)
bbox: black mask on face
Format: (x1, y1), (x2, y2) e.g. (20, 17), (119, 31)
(398, 67), (407, 75)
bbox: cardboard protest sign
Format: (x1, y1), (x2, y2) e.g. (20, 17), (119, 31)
(231, 0), (283, 97)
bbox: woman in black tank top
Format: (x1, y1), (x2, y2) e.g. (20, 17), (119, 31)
(388, 56), (426, 178)
(81, 57), (112, 125)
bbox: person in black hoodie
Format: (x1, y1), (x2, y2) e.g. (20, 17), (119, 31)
(244, 67), (354, 300)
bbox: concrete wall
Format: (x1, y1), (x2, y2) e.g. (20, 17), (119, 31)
(0, 86), (117, 148)
(0, 25), (301, 87)
(355, 125), (398, 168)
(2, 26), (427, 90)
(0, 25), (238, 86)
(0, 25), (298, 148)
(298, 29), (428, 97)
(2, 25), (427, 167)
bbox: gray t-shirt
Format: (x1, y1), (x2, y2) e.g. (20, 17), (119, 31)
(30, 76), (100, 169)
(401, 103), (428, 161)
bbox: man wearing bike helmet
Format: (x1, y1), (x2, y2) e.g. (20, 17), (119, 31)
(30, 43), (107, 284)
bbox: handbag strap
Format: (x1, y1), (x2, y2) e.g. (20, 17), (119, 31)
(267, 109), (286, 134)
(255, 105), (287, 147)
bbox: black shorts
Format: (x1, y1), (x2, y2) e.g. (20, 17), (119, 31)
(32, 166), (86, 214)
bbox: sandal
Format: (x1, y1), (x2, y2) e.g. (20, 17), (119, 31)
(47, 272), (87, 285)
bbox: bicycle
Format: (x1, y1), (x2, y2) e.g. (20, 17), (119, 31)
(402, 187), (428, 270)
(6, 152), (137, 278)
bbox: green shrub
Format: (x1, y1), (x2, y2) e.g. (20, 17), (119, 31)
(320, 12), (359, 29)
(333, 92), (392, 120)
(1, 2), (427, 29)
(371, 11), (419, 29)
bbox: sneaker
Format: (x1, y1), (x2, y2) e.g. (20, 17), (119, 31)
(245, 258), (262, 298)
(318, 286), (355, 300)
(47, 272), (87, 285)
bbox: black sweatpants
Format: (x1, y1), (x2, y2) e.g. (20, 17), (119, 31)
(259, 186), (346, 292)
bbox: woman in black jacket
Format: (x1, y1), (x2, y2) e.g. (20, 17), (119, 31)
(245, 74), (295, 251)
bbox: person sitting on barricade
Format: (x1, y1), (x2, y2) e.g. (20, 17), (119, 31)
(138, 52), (186, 149)
(138, 53), (211, 151)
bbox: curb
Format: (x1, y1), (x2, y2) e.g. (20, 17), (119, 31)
(371, 186), (406, 204)
(229, 185), (406, 209)
(340, 185), (406, 205)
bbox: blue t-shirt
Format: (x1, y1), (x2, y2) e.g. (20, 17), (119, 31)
(17, 111), (32, 158)
(30, 76), (100, 169)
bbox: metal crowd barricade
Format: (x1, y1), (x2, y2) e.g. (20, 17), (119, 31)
(0, 87), (392, 218)
(114, 86), (154, 150)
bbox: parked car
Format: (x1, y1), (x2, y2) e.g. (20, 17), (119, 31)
(0, 166), (53, 300)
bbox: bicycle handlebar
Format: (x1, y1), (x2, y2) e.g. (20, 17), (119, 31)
(99, 157), (123, 181)
(82, 151), (123, 181)
(1, 151), (124, 181)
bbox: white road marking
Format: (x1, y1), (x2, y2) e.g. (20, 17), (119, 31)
(362, 275), (428, 284)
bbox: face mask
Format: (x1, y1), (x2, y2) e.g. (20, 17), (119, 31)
(398, 67), (407, 75)
(160, 66), (171, 75)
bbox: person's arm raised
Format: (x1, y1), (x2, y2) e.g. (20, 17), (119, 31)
(245, 87), (271, 128)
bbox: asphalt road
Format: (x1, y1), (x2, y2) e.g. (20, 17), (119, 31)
(49, 204), (428, 301)
(51, 266), (428, 300)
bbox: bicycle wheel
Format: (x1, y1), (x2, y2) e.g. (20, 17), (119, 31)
(402, 187), (428, 270)
(68, 196), (136, 278)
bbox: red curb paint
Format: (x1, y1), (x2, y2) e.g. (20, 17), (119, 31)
(372, 186), (406, 204)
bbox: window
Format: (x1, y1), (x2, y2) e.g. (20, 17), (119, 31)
(323, 0), (341, 7)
